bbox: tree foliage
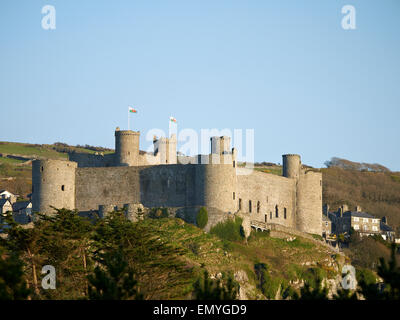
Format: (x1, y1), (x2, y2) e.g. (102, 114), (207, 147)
(192, 270), (239, 300)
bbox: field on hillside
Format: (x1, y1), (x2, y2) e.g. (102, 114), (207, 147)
(0, 141), (113, 198)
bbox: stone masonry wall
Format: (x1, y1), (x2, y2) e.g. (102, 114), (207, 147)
(236, 168), (296, 229)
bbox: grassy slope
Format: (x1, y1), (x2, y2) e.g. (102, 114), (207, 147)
(0, 141), (112, 198)
(145, 217), (342, 299)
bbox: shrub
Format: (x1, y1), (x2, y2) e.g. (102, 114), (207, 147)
(254, 262), (282, 299)
(196, 207), (208, 229)
(210, 217), (244, 242)
(149, 207), (169, 219)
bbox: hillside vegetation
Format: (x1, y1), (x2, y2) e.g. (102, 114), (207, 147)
(0, 209), (342, 300)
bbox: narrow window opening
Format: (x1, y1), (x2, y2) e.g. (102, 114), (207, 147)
(284, 207), (287, 219)
(41, 166), (44, 172)
(270, 212), (272, 219)
(265, 214), (267, 223)
(239, 198), (242, 210)
(233, 192), (235, 200)
(249, 200), (252, 213)
(257, 201), (260, 213)
(61, 185), (65, 191)
(275, 205), (279, 218)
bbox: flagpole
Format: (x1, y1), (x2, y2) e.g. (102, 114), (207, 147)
(128, 108), (130, 130)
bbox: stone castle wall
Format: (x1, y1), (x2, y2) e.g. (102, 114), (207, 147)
(236, 168), (297, 229)
(68, 152), (115, 167)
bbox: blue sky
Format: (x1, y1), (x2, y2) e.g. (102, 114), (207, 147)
(1, 1), (399, 170)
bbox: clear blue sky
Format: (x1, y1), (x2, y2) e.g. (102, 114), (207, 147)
(1, 1), (399, 170)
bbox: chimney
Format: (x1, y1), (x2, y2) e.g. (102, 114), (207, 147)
(355, 205), (362, 212)
(341, 204), (348, 213)
(382, 216), (388, 224)
(339, 207), (343, 218)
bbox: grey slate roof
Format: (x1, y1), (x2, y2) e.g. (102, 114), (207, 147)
(12, 201), (31, 212)
(343, 211), (375, 218)
(0, 199), (11, 207)
(380, 223), (394, 232)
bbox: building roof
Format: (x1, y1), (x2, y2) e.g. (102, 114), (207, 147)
(343, 211), (375, 219)
(12, 201), (31, 212)
(0, 198), (11, 207)
(380, 223), (394, 232)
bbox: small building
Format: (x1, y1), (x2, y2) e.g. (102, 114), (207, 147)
(12, 201), (32, 224)
(322, 213), (333, 237)
(0, 198), (13, 214)
(0, 190), (18, 204)
(325, 204), (397, 240)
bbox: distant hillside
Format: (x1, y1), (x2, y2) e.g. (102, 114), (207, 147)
(254, 160), (400, 232)
(322, 167), (400, 232)
(0, 141), (114, 198)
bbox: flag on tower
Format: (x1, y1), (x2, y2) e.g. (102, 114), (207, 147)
(129, 106), (137, 113)
(170, 116), (177, 123)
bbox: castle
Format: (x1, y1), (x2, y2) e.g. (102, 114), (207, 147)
(32, 128), (322, 235)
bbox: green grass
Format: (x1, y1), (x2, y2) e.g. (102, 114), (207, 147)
(0, 157), (26, 165)
(254, 167), (283, 176)
(0, 142), (67, 159)
(0, 141), (113, 160)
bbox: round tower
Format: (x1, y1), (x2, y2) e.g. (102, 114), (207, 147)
(282, 154), (301, 179)
(115, 128), (140, 166)
(32, 159), (77, 214)
(195, 164), (237, 214)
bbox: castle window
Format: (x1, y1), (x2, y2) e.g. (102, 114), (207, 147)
(284, 208), (287, 219)
(233, 192), (235, 200)
(61, 185), (65, 191)
(257, 201), (260, 213)
(275, 205), (278, 218)
(41, 166), (44, 172)
(249, 200), (252, 213)
(265, 214), (267, 223)
(233, 161), (236, 168)
(239, 199), (242, 210)
(270, 212), (272, 219)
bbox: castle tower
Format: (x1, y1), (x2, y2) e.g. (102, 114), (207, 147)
(115, 128), (140, 166)
(282, 154), (322, 235)
(210, 136), (232, 164)
(282, 154), (301, 179)
(195, 164), (237, 220)
(32, 159), (77, 214)
(153, 134), (177, 164)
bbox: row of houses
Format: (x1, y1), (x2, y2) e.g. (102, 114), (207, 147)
(322, 204), (399, 243)
(0, 190), (32, 224)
